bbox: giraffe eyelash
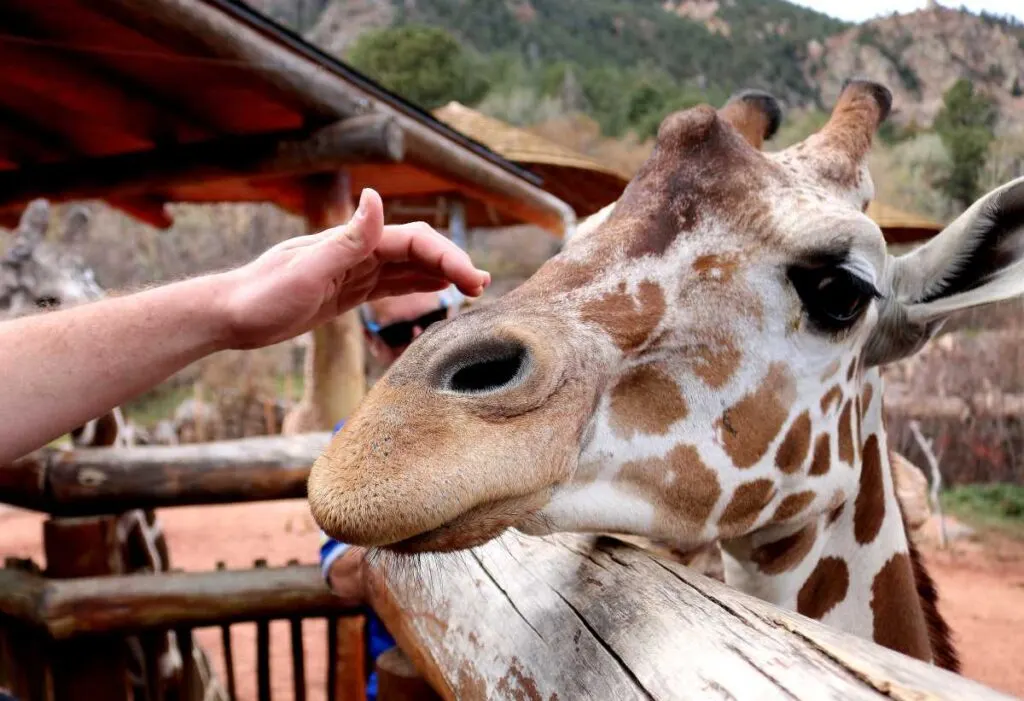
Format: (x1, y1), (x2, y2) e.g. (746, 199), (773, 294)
(788, 263), (881, 333)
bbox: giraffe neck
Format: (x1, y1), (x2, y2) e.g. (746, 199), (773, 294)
(718, 368), (942, 666)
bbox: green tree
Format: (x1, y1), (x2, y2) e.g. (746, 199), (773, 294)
(933, 79), (998, 209)
(346, 25), (490, 110)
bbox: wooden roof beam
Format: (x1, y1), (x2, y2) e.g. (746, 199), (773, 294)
(0, 114), (404, 215)
(0, 5), (220, 143)
(88, 0), (576, 235)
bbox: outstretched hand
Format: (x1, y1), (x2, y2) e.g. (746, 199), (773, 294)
(218, 188), (490, 349)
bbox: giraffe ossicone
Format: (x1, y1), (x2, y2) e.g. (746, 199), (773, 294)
(309, 78), (1024, 671)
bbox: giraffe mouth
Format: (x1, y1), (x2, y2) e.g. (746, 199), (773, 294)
(381, 490), (551, 554)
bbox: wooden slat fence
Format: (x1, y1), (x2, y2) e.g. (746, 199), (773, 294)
(1, 435), (1017, 701)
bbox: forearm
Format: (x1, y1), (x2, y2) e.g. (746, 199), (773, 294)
(0, 274), (231, 464)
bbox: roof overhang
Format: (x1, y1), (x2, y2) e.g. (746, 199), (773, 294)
(0, 0), (575, 235)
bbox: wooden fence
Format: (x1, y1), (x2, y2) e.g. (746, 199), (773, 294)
(0, 435), (1017, 700)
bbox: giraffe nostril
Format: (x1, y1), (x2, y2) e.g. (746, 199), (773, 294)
(439, 340), (531, 395)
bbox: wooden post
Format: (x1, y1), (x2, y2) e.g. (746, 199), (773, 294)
(375, 647), (441, 701)
(0, 559), (52, 701)
(283, 170), (367, 434)
(43, 516), (133, 701)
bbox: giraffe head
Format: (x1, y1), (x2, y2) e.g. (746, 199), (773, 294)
(1, 199), (103, 318)
(309, 79), (1024, 557)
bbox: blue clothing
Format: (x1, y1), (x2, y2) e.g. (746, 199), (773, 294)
(320, 420), (396, 701)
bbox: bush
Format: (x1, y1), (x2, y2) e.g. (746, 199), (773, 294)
(933, 79), (998, 210)
(942, 484), (1024, 532)
(346, 25), (490, 110)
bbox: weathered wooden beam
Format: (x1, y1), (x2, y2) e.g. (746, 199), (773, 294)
(44, 514), (134, 701)
(0, 452), (49, 512)
(0, 568), (46, 625)
(0, 115), (404, 212)
(35, 564), (358, 639)
(86, 0), (576, 236)
(0, 3), (223, 140)
(366, 533), (1015, 701)
(0, 433), (331, 516)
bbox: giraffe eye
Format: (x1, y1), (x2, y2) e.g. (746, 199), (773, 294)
(789, 265), (879, 332)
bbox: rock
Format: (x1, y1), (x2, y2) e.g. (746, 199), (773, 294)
(892, 451), (933, 531)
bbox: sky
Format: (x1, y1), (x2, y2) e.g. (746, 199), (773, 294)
(788, 0), (1024, 23)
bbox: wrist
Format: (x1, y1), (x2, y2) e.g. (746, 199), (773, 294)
(167, 272), (238, 355)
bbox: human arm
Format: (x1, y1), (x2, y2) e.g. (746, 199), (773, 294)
(0, 188), (489, 464)
(320, 532), (368, 606)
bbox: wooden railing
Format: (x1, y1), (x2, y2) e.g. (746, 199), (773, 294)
(365, 533), (1016, 700)
(1, 436), (1016, 701)
(0, 433), (380, 701)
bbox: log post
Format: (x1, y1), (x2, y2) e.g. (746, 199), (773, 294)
(283, 170), (367, 433)
(43, 516), (133, 701)
(0, 559), (51, 701)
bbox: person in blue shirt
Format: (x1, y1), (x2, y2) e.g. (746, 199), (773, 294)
(318, 286), (465, 699)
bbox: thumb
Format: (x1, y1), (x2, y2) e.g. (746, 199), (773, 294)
(290, 188), (385, 270)
(330, 188), (384, 258)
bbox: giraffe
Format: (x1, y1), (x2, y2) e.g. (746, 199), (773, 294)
(309, 78), (1024, 669)
(0, 198), (132, 448)
(2, 199), (226, 700)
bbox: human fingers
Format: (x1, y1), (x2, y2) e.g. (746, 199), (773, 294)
(367, 273), (452, 300)
(374, 222), (490, 294)
(287, 189), (385, 275)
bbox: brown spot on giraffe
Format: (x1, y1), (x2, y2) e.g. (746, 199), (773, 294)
(861, 383), (874, 419)
(775, 411), (811, 474)
(752, 523), (817, 575)
(718, 479), (775, 535)
(693, 253), (738, 284)
(809, 433), (831, 476)
(609, 364), (688, 439)
(819, 385), (842, 415)
(689, 332), (743, 389)
(771, 490), (816, 522)
(716, 363), (796, 469)
(619, 444), (721, 530)
(819, 358), (842, 383)
(797, 556), (850, 620)
(871, 552), (933, 663)
(837, 400), (854, 465)
(846, 357), (857, 383)
(903, 521), (961, 672)
(580, 280), (666, 353)
(854, 433), (886, 544)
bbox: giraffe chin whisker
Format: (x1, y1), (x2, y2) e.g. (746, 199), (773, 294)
(378, 490), (550, 555)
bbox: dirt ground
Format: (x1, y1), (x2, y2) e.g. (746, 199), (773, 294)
(2, 501), (1023, 700)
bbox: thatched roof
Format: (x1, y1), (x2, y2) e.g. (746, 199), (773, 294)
(433, 102), (630, 218)
(0, 0), (574, 234)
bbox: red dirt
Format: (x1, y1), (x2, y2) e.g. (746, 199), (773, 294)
(2, 501), (1023, 699)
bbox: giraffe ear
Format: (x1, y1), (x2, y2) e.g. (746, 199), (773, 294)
(864, 176), (1024, 366)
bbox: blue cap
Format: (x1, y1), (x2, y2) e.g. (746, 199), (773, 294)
(333, 420), (346, 435)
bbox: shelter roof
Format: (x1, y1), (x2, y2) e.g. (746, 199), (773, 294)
(0, 0), (573, 234)
(433, 102), (630, 218)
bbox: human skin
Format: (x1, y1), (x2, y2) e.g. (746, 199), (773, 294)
(0, 188), (490, 465)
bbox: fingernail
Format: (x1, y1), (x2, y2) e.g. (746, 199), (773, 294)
(352, 189), (369, 221)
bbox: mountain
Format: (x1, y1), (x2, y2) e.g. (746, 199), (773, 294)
(806, 4), (1024, 126)
(244, 0), (1024, 129)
